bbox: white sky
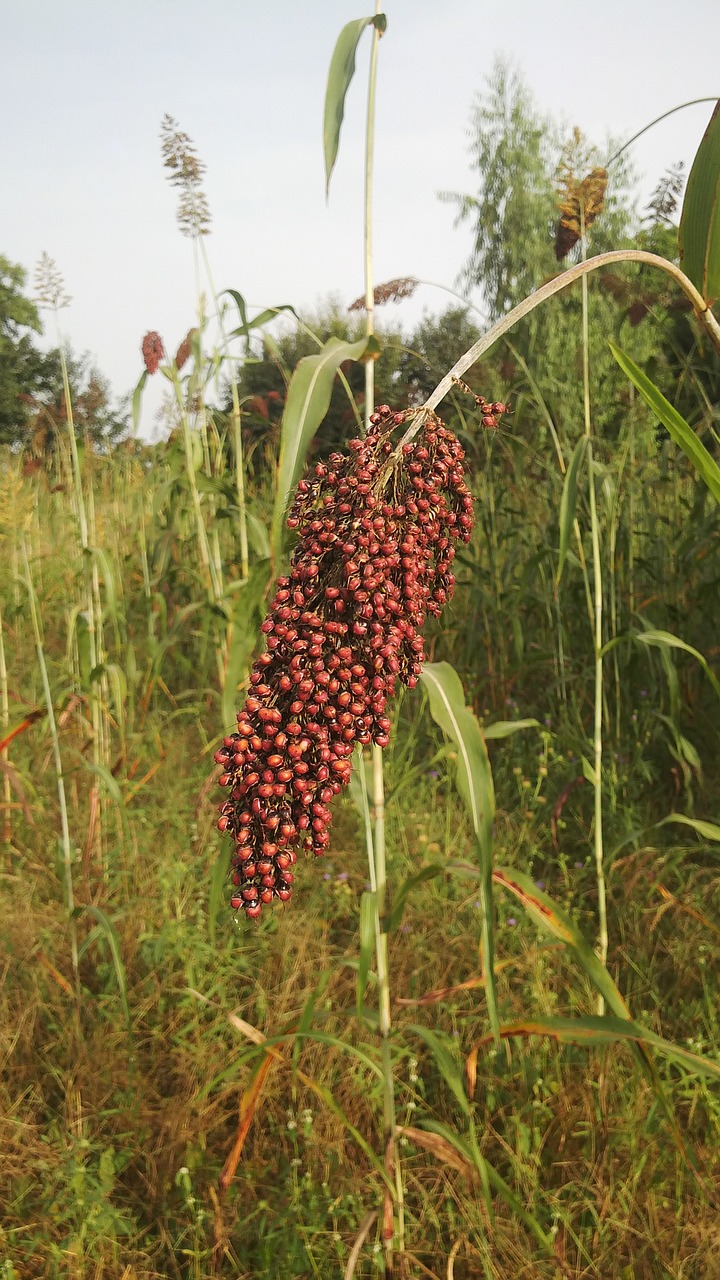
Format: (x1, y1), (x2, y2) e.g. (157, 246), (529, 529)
(3, 0), (719, 435)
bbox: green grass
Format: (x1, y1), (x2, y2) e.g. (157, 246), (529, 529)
(2, 423), (720, 1278)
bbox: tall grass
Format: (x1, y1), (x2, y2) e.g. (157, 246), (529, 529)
(2, 35), (720, 1280)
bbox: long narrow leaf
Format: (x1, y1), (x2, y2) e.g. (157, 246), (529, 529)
(636, 628), (720, 702)
(556, 435), (588, 587)
(492, 866), (632, 1021)
(609, 341), (720, 503)
(474, 1015), (720, 1081)
(78, 905), (131, 1032)
(482, 717), (541, 740)
(419, 662), (499, 1040)
(271, 335), (372, 560)
(408, 1120), (555, 1254)
(408, 1025), (470, 1117)
(323, 16), (386, 195)
(679, 100), (720, 303)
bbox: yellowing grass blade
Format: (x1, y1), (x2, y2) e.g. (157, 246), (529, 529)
(471, 1014), (720, 1081)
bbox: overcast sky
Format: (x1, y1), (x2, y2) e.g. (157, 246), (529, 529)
(4, 0), (719, 435)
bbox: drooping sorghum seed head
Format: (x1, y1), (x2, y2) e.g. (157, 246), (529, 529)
(216, 405), (476, 920)
(348, 276), (419, 311)
(142, 331), (165, 375)
(174, 329), (194, 371)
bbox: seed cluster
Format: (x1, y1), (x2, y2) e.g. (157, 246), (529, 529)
(142, 331), (165, 375)
(215, 405), (478, 919)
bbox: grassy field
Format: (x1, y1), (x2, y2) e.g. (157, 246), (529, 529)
(3, 28), (720, 1278)
(2, 397), (720, 1279)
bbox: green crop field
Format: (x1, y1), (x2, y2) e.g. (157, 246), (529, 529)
(2, 17), (720, 1280)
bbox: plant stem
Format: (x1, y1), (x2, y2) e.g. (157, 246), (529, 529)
(200, 237), (249, 580)
(579, 221), (608, 1009)
(0, 606), (11, 848)
(54, 312), (106, 876)
(417, 250), (720, 425)
(363, 6), (403, 1268)
(21, 533), (80, 997)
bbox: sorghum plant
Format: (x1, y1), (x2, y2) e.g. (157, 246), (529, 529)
(215, 402), (505, 919)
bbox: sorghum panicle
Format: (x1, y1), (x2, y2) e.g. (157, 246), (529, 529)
(216, 405), (480, 920)
(142, 331), (165, 375)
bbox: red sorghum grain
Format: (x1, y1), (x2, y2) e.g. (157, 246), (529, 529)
(216, 404), (498, 919)
(141, 331), (165, 375)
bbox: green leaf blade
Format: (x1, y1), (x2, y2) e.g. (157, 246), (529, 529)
(323, 18), (374, 195)
(419, 662), (499, 1041)
(556, 435), (588, 587)
(271, 335), (372, 561)
(609, 341), (720, 504)
(679, 100), (720, 303)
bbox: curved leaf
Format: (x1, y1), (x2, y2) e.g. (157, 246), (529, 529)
(482, 717), (541, 740)
(658, 812), (720, 843)
(406, 1120), (555, 1253)
(323, 16), (387, 195)
(474, 1014), (720, 1081)
(492, 866), (632, 1021)
(408, 1025), (470, 1117)
(556, 435), (588, 587)
(132, 368), (147, 433)
(271, 335), (372, 560)
(78, 905), (130, 1031)
(609, 341), (720, 503)
(224, 289), (301, 344)
(679, 100), (720, 303)
(636, 628), (720, 702)
(419, 662), (498, 1040)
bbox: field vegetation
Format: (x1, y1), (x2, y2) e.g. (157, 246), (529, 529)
(2, 23), (720, 1280)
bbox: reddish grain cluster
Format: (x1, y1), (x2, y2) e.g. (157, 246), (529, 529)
(141, 331), (165, 375)
(215, 405), (477, 919)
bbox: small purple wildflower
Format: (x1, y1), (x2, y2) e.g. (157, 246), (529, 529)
(534, 880), (545, 890)
(506, 917), (517, 926)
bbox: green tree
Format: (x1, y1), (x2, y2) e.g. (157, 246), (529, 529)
(438, 60), (657, 446)
(22, 347), (128, 456)
(230, 300), (406, 454)
(439, 59), (558, 319)
(0, 255), (127, 452)
(0, 255), (46, 445)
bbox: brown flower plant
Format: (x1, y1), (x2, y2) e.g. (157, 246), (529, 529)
(215, 403), (508, 920)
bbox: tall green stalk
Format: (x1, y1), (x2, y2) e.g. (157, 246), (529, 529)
(199, 238), (249, 581)
(46, 290), (107, 875)
(362, 7), (404, 1269)
(580, 235), (609, 1008)
(21, 533), (79, 996)
(0, 606), (11, 848)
